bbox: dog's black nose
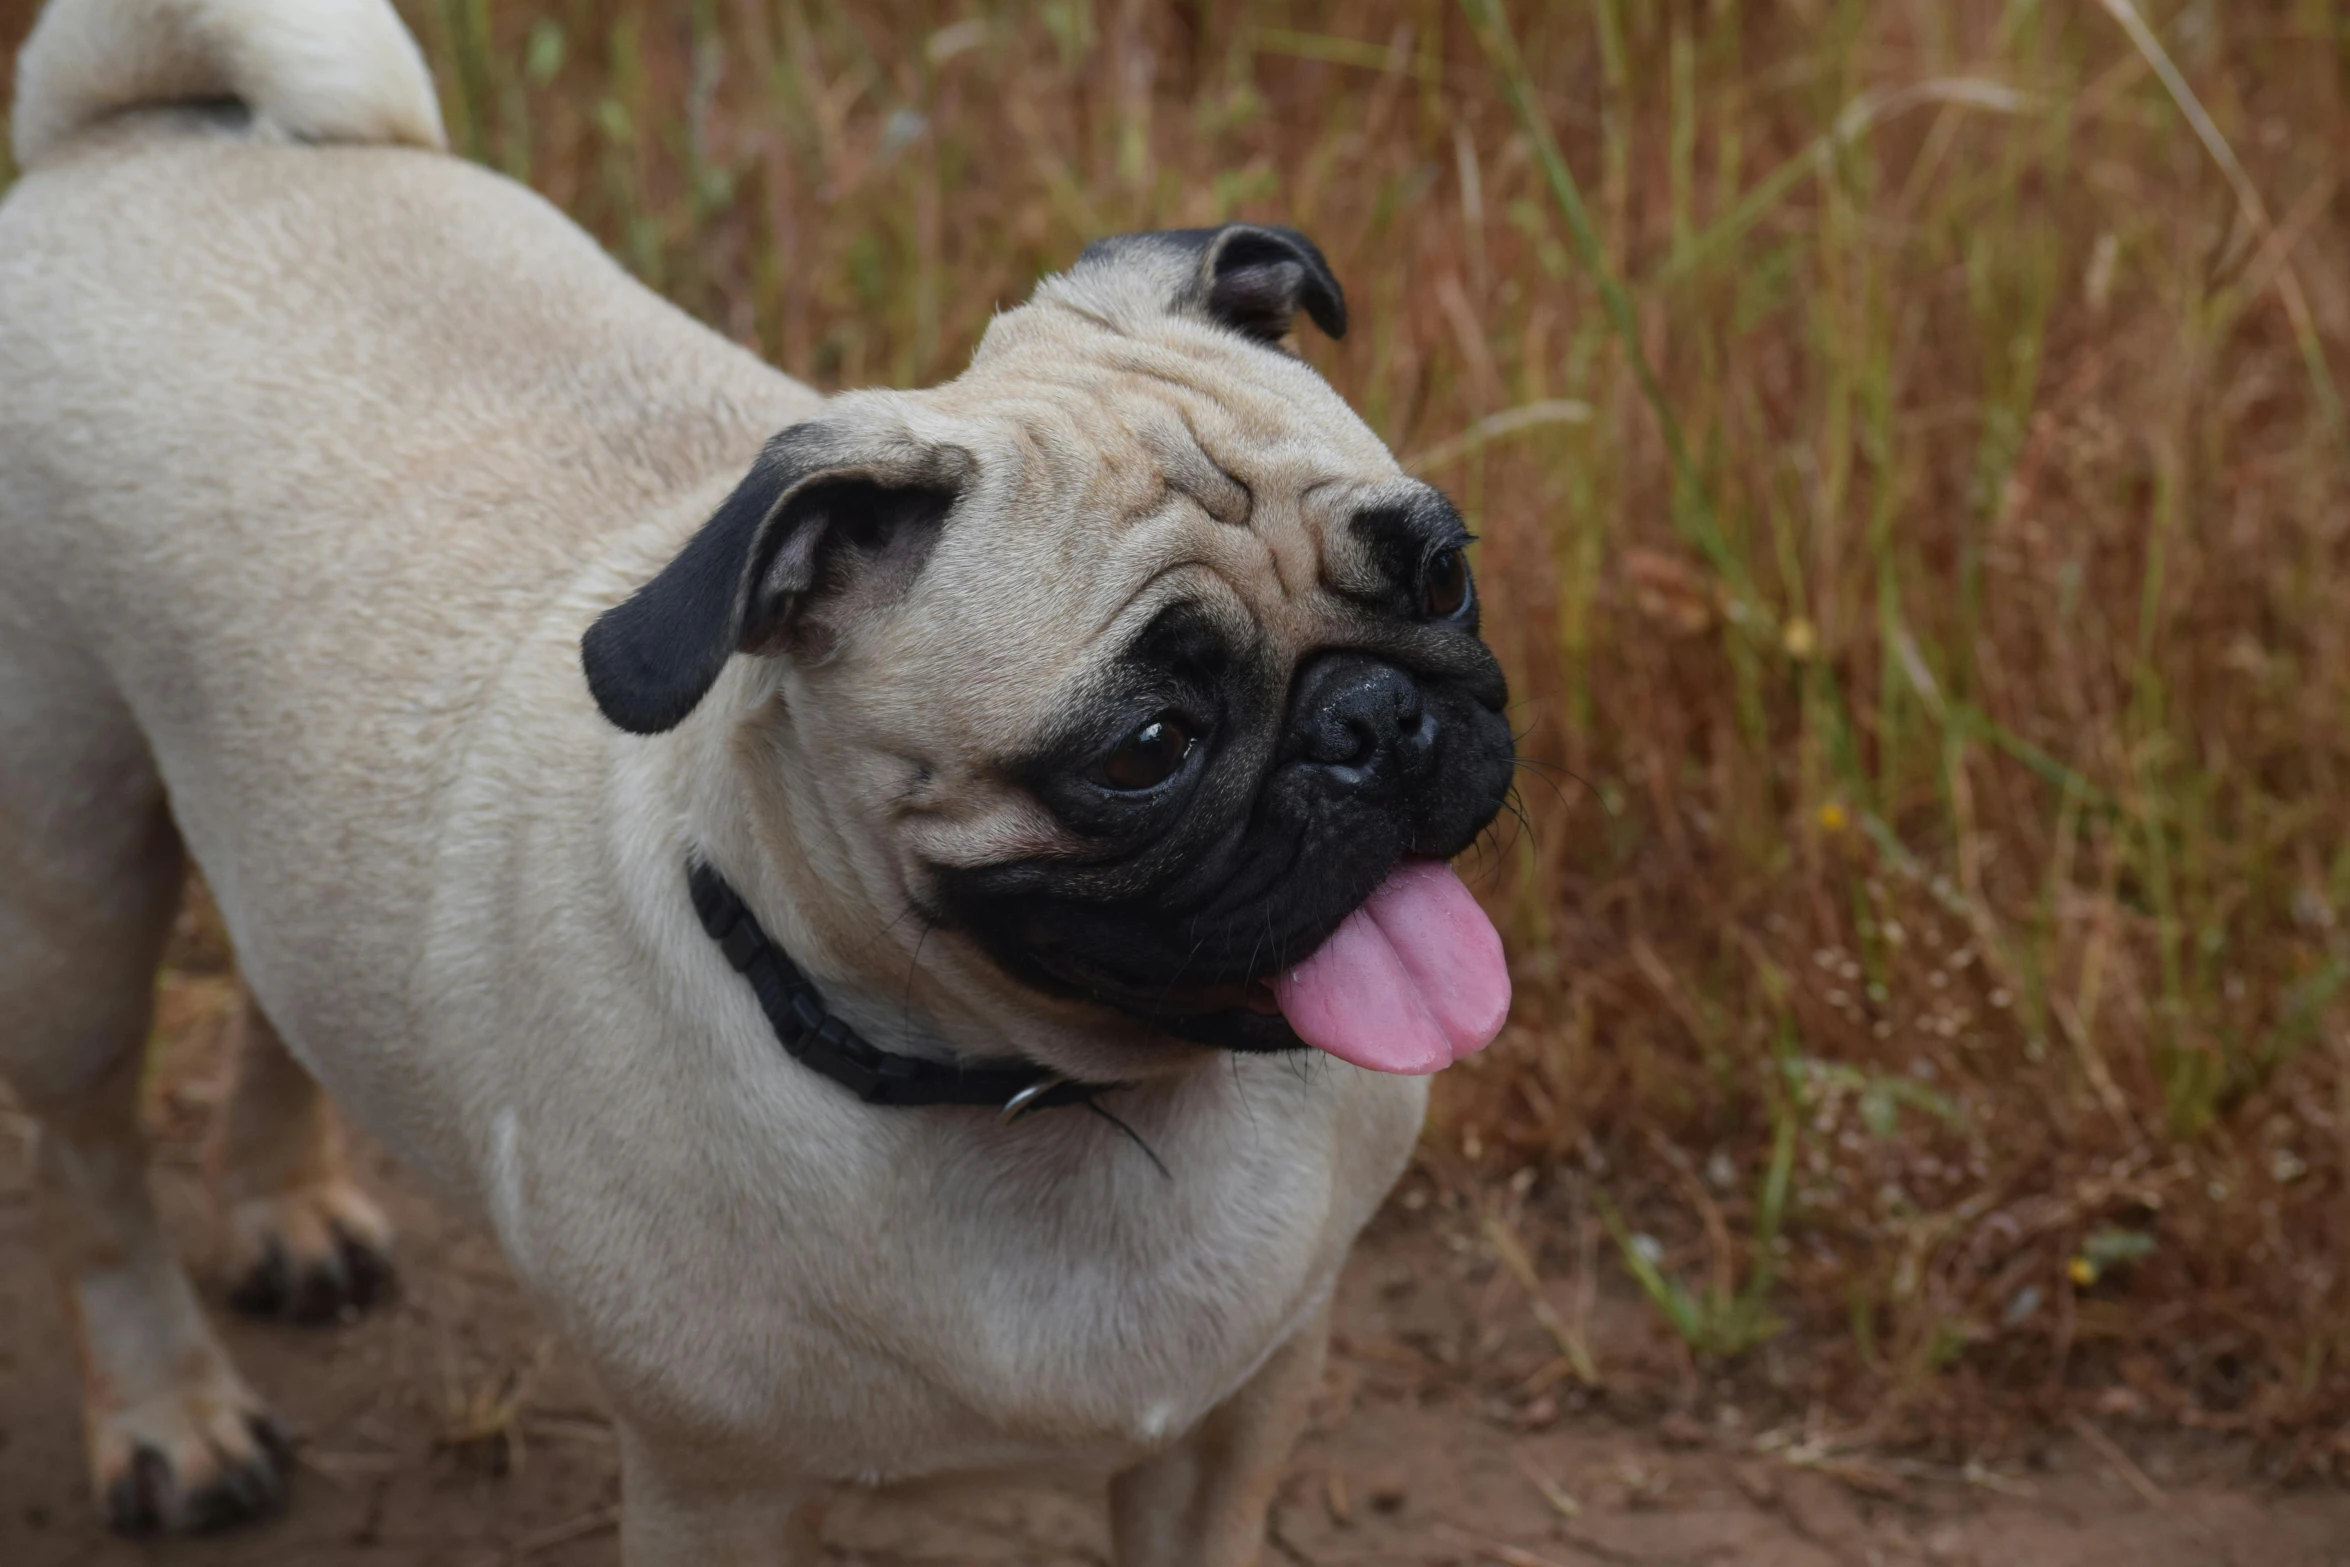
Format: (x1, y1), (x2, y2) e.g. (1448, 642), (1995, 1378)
(1290, 654), (1434, 785)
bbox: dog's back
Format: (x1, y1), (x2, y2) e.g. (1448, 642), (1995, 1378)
(0, 0), (817, 1006)
(0, 0), (816, 1161)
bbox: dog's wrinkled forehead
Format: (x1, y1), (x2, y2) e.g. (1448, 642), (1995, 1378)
(947, 222), (1401, 599)
(946, 227), (1438, 620)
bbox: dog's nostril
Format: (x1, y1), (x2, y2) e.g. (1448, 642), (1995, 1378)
(1303, 711), (1378, 768)
(1392, 682), (1424, 735)
(1398, 708), (1437, 760)
(1293, 658), (1428, 773)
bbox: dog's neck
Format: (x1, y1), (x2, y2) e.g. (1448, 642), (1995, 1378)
(629, 662), (979, 1071)
(684, 855), (1120, 1116)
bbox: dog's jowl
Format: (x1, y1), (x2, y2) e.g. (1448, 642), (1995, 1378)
(0, 1), (1513, 1561)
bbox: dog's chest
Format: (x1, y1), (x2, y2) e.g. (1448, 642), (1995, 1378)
(895, 1157), (1332, 1461)
(525, 1060), (1424, 1478)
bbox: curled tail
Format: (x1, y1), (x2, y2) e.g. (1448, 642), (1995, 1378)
(11, 0), (447, 170)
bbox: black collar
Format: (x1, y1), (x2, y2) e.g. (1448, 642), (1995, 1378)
(686, 860), (1113, 1118)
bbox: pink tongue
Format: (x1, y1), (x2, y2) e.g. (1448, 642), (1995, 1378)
(1272, 861), (1511, 1075)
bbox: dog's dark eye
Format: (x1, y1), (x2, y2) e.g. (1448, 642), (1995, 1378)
(1422, 546), (1472, 618)
(1099, 714), (1195, 791)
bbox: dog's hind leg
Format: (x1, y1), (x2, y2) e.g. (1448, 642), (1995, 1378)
(28, 1032), (295, 1535)
(1108, 1301), (1332, 1567)
(209, 987), (395, 1322)
(0, 666), (290, 1535)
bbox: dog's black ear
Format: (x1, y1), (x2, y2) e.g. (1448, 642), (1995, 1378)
(581, 418), (971, 735)
(1074, 223), (1348, 343)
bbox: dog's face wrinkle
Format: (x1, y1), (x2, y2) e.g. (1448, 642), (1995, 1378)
(1150, 411), (1253, 530)
(987, 352), (1303, 543)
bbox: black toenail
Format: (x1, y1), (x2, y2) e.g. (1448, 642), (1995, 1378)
(104, 1446), (169, 1537)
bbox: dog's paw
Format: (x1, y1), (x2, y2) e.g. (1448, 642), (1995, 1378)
(91, 1374), (292, 1536)
(224, 1181), (395, 1324)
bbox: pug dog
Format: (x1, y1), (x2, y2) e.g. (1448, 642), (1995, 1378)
(0, 0), (1515, 1561)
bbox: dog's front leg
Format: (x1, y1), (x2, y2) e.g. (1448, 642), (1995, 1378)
(617, 1425), (824, 1565)
(1108, 1302), (1331, 1567)
(208, 986), (395, 1321)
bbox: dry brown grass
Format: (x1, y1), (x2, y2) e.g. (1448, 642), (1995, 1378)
(13, 0), (2350, 1455)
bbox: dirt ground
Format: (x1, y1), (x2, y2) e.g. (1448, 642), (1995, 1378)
(8, 1027), (2350, 1567)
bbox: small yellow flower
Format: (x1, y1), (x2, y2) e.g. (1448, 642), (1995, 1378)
(1782, 617), (1819, 660)
(2067, 1256), (2098, 1287)
(1816, 802), (1849, 834)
